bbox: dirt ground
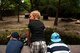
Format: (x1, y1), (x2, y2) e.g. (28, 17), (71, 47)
(0, 15), (80, 34)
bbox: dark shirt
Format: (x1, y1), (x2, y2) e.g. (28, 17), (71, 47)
(28, 20), (45, 42)
(6, 39), (23, 53)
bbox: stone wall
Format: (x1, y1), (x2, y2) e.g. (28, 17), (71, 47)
(0, 45), (30, 53)
(0, 45), (80, 53)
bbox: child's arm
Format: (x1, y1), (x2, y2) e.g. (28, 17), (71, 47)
(26, 30), (31, 46)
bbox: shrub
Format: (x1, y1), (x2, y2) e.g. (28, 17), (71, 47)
(0, 29), (27, 45)
(0, 28), (80, 45)
(0, 31), (9, 45)
(45, 28), (80, 45)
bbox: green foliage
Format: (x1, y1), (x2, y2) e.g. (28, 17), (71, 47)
(29, 0), (80, 18)
(0, 0), (80, 18)
(0, 28), (27, 45)
(45, 28), (80, 45)
(0, 0), (31, 11)
(44, 28), (53, 44)
(23, 0), (31, 11)
(60, 0), (80, 17)
(0, 31), (10, 45)
(0, 28), (80, 45)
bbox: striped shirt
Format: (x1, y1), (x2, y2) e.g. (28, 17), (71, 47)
(47, 42), (70, 53)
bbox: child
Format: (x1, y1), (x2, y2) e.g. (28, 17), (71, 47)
(26, 10), (47, 53)
(6, 32), (23, 53)
(47, 32), (71, 53)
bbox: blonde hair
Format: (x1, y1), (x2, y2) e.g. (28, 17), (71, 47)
(29, 10), (41, 20)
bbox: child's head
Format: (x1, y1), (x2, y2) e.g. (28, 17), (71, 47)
(11, 32), (19, 39)
(29, 10), (41, 20)
(51, 32), (61, 42)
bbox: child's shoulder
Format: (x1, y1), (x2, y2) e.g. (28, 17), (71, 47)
(48, 42), (54, 45)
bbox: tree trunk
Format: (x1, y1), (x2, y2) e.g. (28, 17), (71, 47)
(54, 0), (61, 26)
(30, 0), (39, 11)
(0, 0), (3, 21)
(30, 0), (33, 11)
(54, 8), (58, 26)
(17, 4), (20, 23)
(0, 10), (3, 20)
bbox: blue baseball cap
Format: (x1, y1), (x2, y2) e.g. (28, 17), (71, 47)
(51, 32), (61, 42)
(11, 32), (19, 38)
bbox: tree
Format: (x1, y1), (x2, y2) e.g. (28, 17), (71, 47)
(54, 0), (61, 26)
(0, 0), (31, 21)
(23, 0), (31, 11)
(0, 0), (15, 20)
(29, 0), (40, 11)
(0, 0), (2, 20)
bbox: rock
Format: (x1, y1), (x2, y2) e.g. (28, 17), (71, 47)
(75, 20), (80, 24)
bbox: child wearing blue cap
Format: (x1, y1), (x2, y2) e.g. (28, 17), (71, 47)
(47, 32), (71, 53)
(6, 32), (23, 53)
